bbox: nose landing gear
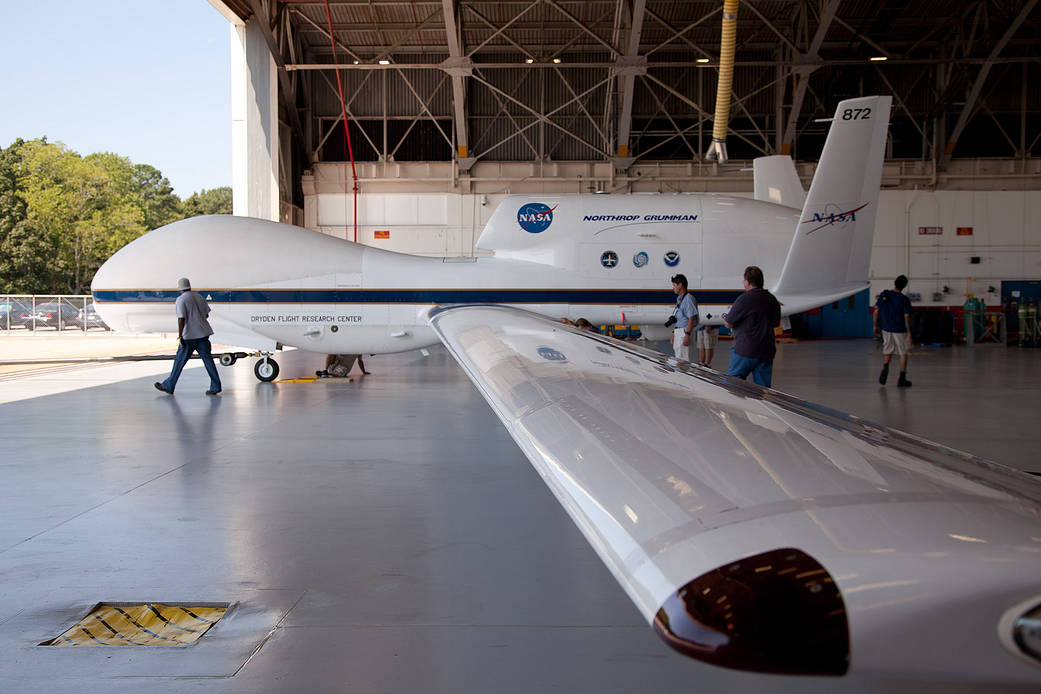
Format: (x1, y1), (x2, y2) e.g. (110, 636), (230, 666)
(254, 354), (280, 382)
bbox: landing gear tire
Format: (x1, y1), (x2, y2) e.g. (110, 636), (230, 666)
(254, 357), (279, 382)
(219, 353), (237, 367)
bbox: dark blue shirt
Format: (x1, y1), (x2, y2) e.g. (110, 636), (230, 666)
(726, 288), (781, 360)
(875, 290), (911, 333)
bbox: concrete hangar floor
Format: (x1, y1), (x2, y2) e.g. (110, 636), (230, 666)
(0, 337), (1039, 694)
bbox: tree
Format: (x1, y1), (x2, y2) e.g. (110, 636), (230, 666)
(132, 163), (181, 229)
(182, 187), (232, 217)
(0, 137), (232, 294)
(18, 141), (149, 293)
(0, 141), (57, 294)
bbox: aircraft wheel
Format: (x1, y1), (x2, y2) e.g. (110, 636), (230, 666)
(219, 353), (237, 367)
(254, 358), (279, 382)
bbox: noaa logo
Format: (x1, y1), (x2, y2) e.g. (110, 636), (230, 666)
(517, 203), (555, 233)
(802, 202), (868, 235)
(633, 251), (649, 268)
(600, 250), (618, 268)
(537, 346), (567, 362)
(664, 250), (680, 267)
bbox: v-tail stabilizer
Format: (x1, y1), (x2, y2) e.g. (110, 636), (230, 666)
(772, 95), (892, 313)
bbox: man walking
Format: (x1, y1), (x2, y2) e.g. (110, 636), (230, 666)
(724, 266), (782, 388)
(670, 274), (699, 361)
(874, 275), (913, 387)
(155, 277), (222, 395)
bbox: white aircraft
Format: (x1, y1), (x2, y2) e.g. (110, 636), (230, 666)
(93, 96), (891, 382)
(90, 95), (1041, 682)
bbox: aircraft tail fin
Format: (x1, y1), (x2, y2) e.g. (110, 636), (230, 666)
(753, 155), (805, 209)
(772, 95), (892, 301)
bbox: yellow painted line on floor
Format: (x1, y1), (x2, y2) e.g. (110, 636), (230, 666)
(42, 603), (227, 646)
(277, 377), (353, 383)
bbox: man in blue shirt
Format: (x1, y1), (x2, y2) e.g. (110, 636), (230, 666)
(724, 266), (781, 387)
(874, 275), (913, 387)
(670, 274), (699, 361)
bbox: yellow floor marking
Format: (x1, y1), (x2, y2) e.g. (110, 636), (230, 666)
(277, 376), (353, 383)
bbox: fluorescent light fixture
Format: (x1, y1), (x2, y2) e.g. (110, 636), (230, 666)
(696, 58), (710, 63)
(378, 59), (391, 65)
(869, 56), (888, 62)
(525, 58), (534, 64)
(552, 58), (561, 64)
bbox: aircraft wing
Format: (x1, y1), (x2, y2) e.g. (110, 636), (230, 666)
(428, 304), (1041, 682)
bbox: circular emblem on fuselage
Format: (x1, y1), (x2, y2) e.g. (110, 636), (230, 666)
(601, 250), (618, 268)
(517, 202), (554, 233)
(537, 346), (568, 362)
(664, 250), (680, 267)
(633, 251), (649, 268)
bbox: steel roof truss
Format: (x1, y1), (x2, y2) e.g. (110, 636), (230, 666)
(553, 68), (607, 146)
(615, 0), (646, 161)
(542, 0), (621, 58)
(468, 72), (614, 160)
(636, 76), (698, 159)
(642, 6), (719, 60)
(641, 73), (764, 158)
(315, 71), (382, 156)
(391, 69), (454, 156)
(463, 1), (540, 59)
(939, 0), (1039, 169)
(442, 0), (471, 162)
(288, 6), (364, 63)
(780, 0), (840, 151)
(469, 69), (540, 158)
(374, 5), (445, 63)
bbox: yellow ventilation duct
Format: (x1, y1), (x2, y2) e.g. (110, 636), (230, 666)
(705, 0), (739, 162)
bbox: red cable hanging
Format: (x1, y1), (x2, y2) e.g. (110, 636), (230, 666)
(322, 0), (359, 242)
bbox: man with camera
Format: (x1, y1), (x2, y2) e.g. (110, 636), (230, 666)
(668, 274), (699, 362)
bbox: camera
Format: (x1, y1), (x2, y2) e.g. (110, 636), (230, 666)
(664, 315), (677, 328)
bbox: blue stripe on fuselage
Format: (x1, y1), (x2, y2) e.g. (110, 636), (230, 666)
(91, 288), (743, 305)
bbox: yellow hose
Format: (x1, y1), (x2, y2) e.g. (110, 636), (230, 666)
(707, 0), (739, 161)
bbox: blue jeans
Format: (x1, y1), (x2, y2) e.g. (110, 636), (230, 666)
(727, 352), (774, 388)
(161, 337), (221, 393)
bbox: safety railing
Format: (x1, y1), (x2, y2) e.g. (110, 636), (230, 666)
(0, 295), (110, 333)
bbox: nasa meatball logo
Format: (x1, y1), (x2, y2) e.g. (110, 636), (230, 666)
(664, 250), (680, 267)
(517, 203), (556, 233)
(537, 346), (567, 362)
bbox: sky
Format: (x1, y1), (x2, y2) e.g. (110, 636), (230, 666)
(0, 1), (231, 198)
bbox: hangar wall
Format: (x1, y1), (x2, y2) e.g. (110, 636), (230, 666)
(229, 17), (279, 221)
(302, 175), (1041, 310)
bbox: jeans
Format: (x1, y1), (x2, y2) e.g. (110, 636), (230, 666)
(727, 352), (774, 388)
(161, 337), (221, 393)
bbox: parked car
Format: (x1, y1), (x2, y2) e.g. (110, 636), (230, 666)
(0, 300), (32, 329)
(28, 302), (83, 330)
(78, 303), (110, 330)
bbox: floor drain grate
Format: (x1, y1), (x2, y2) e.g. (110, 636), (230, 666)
(41, 602), (229, 646)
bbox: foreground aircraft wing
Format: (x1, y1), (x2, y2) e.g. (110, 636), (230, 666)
(429, 304), (1041, 682)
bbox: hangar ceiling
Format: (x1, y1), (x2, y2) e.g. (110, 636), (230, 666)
(219, 0), (1040, 199)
